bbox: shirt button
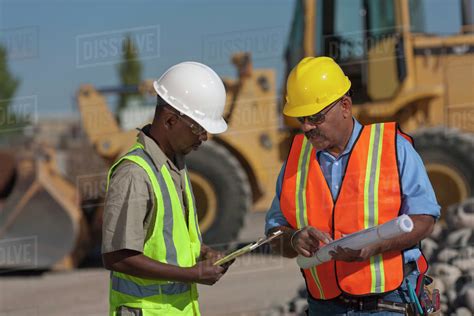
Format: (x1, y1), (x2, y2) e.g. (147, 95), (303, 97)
(335, 185), (339, 189)
(334, 162), (339, 166)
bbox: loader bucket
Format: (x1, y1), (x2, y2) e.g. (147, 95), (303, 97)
(0, 150), (89, 271)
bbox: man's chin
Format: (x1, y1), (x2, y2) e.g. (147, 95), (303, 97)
(181, 147), (193, 155)
(308, 138), (328, 151)
(183, 145), (199, 155)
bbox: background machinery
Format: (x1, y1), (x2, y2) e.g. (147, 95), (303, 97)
(0, 0), (472, 270)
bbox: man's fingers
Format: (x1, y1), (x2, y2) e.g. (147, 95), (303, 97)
(298, 230), (319, 247)
(307, 227), (332, 244)
(341, 247), (360, 256)
(298, 247), (313, 257)
(214, 253), (225, 261)
(303, 243), (318, 254)
(329, 246), (364, 262)
(337, 246), (362, 258)
(329, 248), (351, 261)
(294, 227), (334, 257)
(296, 238), (320, 257)
(221, 259), (235, 271)
(323, 231), (333, 243)
(335, 246), (353, 257)
(297, 238), (318, 253)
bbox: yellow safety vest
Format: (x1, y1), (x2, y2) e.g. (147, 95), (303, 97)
(106, 142), (202, 316)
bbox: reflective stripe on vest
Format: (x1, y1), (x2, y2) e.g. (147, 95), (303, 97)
(364, 123), (385, 293)
(295, 136), (325, 298)
(281, 122), (406, 300)
(184, 169), (203, 244)
(127, 148), (179, 265)
(111, 273), (190, 297)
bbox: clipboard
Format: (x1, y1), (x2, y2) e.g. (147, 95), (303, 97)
(213, 230), (283, 266)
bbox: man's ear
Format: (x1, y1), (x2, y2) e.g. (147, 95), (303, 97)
(163, 113), (178, 130)
(341, 96), (352, 118)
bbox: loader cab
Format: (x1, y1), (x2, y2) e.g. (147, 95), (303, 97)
(285, 0), (473, 121)
(286, 0), (408, 105)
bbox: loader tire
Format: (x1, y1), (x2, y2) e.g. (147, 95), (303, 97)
(413, 128), (474, 213)
(186, 141), (251, 247)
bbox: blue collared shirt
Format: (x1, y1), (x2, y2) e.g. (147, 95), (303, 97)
(265, 119), (440, 262)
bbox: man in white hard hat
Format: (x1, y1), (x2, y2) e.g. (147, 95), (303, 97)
(102, 62), (231, 315)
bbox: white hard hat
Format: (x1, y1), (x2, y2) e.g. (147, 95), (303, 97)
(153, 61), (227, 134)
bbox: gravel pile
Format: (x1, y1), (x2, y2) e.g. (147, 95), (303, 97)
(422, 198), (473, 316)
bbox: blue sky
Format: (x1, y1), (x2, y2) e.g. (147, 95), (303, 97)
(0, 0), (294, 117)
(0, 0), (467, 118)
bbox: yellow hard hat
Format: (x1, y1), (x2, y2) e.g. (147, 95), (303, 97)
(283, 56), (351, 117)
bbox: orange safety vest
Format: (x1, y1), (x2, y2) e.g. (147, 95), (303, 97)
(281, 122), (419, 300)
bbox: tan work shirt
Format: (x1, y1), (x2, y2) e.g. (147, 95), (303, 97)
(101, 125), (189, 254)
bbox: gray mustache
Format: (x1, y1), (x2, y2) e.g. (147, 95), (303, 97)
(305, 129), (323, 139)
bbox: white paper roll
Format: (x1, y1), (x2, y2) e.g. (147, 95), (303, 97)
(297, 215), (414, 269)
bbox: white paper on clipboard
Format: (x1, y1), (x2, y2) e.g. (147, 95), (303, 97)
(213, 230), (283, 266)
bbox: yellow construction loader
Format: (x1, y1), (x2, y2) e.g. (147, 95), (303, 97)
(0, 0), (472, 270)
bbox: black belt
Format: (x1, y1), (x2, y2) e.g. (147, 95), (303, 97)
(331, 262), (418, 313)
(335, 295), (413, 313)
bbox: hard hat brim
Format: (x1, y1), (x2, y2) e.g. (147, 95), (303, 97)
(283, 98), (335, 117)
(195, 116), (228, 134)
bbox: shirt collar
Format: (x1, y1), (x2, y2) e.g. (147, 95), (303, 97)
(316, 118), (362, 158)
(137, 124), (184, 172)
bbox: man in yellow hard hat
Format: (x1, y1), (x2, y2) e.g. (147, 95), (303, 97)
(266, 57), (440, 315)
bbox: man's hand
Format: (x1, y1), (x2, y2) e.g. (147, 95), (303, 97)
(292, 227), (332, 257)
(329, 245), (378, 262)
(200, 246), (224, 262)
(190, 258), (225, 285)
(199, 244), (235, 274)
(328, 215), (436, 262)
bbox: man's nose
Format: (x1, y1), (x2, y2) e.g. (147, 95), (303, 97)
(300, 121), (316, 133)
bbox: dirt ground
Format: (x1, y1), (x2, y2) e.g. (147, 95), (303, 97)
(0, 213), (305, 316)
(0, 255), (303, 316)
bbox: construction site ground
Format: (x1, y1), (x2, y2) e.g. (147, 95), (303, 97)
(0, 212), (304, 316)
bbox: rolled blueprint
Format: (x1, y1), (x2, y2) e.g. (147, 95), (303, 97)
(297, 214), (413, 269)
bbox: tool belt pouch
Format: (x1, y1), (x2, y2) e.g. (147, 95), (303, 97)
(418, 275), (441, 315)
